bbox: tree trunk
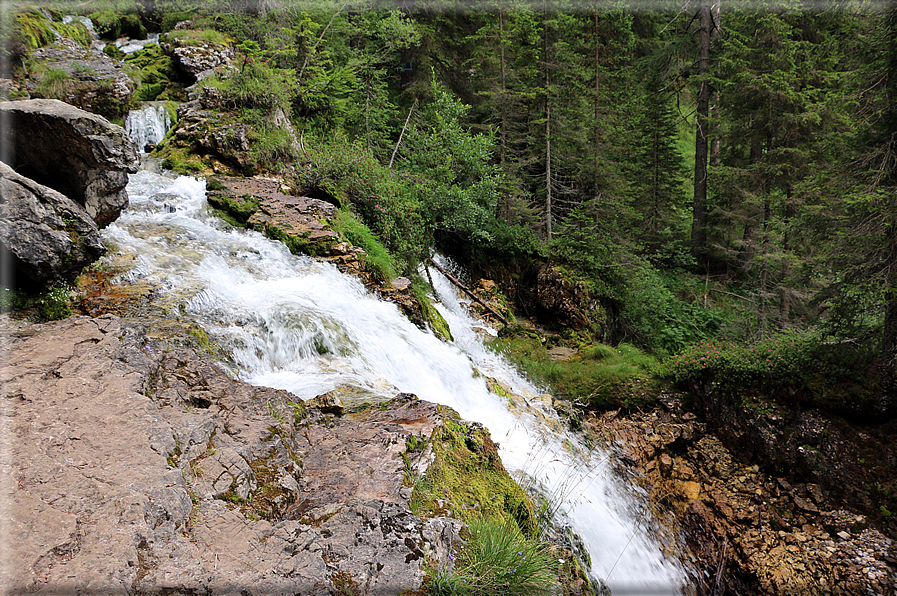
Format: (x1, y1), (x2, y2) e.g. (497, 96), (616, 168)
(883, 290), (897, 413)
(544, 9), (553, 241)
(779, 190), (794, 326)
(545, 92), (553, 241)
(757, 200), (771, 337)
(499, 4), (507, 170)
(594, 5), (602, 197)
(691, 0), (712, 260)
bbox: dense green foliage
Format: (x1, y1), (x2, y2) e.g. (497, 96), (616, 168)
(488, 335), (659, 410)
(8, 0), (897, 409)
(656, 331), (877, 412)
(0, 285), (72, 321)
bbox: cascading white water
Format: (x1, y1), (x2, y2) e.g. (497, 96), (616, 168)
(105, 166), (688, 594)
(116, 33), (161, 54)
(125, 103), (174, 153)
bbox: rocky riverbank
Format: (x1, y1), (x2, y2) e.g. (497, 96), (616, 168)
(587, 396), (897, 595)
(0, 313), (467, 593)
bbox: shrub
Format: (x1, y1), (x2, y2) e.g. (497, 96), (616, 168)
(293, 135), (429, 274)
(2, 284), (72, 321)
(205, 40), (297, 113)
(428, 519), (558, 596)
(655, 330), (876, 407)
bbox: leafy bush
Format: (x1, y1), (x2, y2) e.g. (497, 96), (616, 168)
(1, 285), (72, 321)
(655, 331), (875, 404)
(551, 203), (726, 356)
(619, 264), (727, 357)
(293, 135), (429, 274)
(428, 519), (558, 596)
(207, 40), (297, 112)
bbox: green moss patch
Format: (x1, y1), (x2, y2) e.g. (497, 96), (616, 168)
(488, 336), (659, 411)
(124, 43), (182, 102)
(206, 190), (259, 226)
(15, 9), (92, 51)
(160, 148), (205, 174)
(409, 414), (536, 537)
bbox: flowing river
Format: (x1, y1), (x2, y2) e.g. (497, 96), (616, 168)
(102, 159), (687, 593)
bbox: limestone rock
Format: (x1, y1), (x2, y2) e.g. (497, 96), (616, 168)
(162, 32), (234, 83)
(0, 315), (461, 594)
(0, 99), (139, 227)
(535, 264), (605, 331)
(26, 37), (134, 118)
(0, 161), (105, 287)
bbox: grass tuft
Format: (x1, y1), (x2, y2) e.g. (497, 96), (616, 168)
(428, 518), (558, 596)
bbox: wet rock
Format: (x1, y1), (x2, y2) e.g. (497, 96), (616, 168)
(307, 390), (345, 415)
(204, 176), (430, 330)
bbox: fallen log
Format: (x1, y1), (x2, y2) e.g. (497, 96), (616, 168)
(428, 258), (510, 327)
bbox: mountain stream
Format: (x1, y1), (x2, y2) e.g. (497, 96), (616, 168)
(104, 126), (687, 592)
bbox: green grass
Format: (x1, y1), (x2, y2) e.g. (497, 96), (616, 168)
(163, 28), (232, 47)
(427, 519), (558, 596)
(487, 336), (659, 410)
(35, 68), (69, 100)
(332, 209), (398, 283)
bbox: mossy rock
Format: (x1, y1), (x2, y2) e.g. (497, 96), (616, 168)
(409, 413), (537, 537)
(89, 11), (146, 41)
(160, 148), (206, 174)
(206, 190), (260, 226)
(124, 43), (181, 102)
(14, 9), (92, 52)
(262, 222), (338, 257)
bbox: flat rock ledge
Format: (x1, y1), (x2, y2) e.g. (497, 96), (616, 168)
(0, 314), (463, 595)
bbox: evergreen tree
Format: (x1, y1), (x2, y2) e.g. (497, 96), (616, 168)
(625, 71), (688, 249)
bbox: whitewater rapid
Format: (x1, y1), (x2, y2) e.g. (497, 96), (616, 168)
(103, 167), (687, 594)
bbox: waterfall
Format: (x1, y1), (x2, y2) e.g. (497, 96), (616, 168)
(125, 103), (174, 153)
(104, 167), (688, 595)
(116, 33), (161, 55)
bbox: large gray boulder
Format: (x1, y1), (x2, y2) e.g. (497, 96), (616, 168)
(0, 161), (105, 288)
(0, 99), (139, 227)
